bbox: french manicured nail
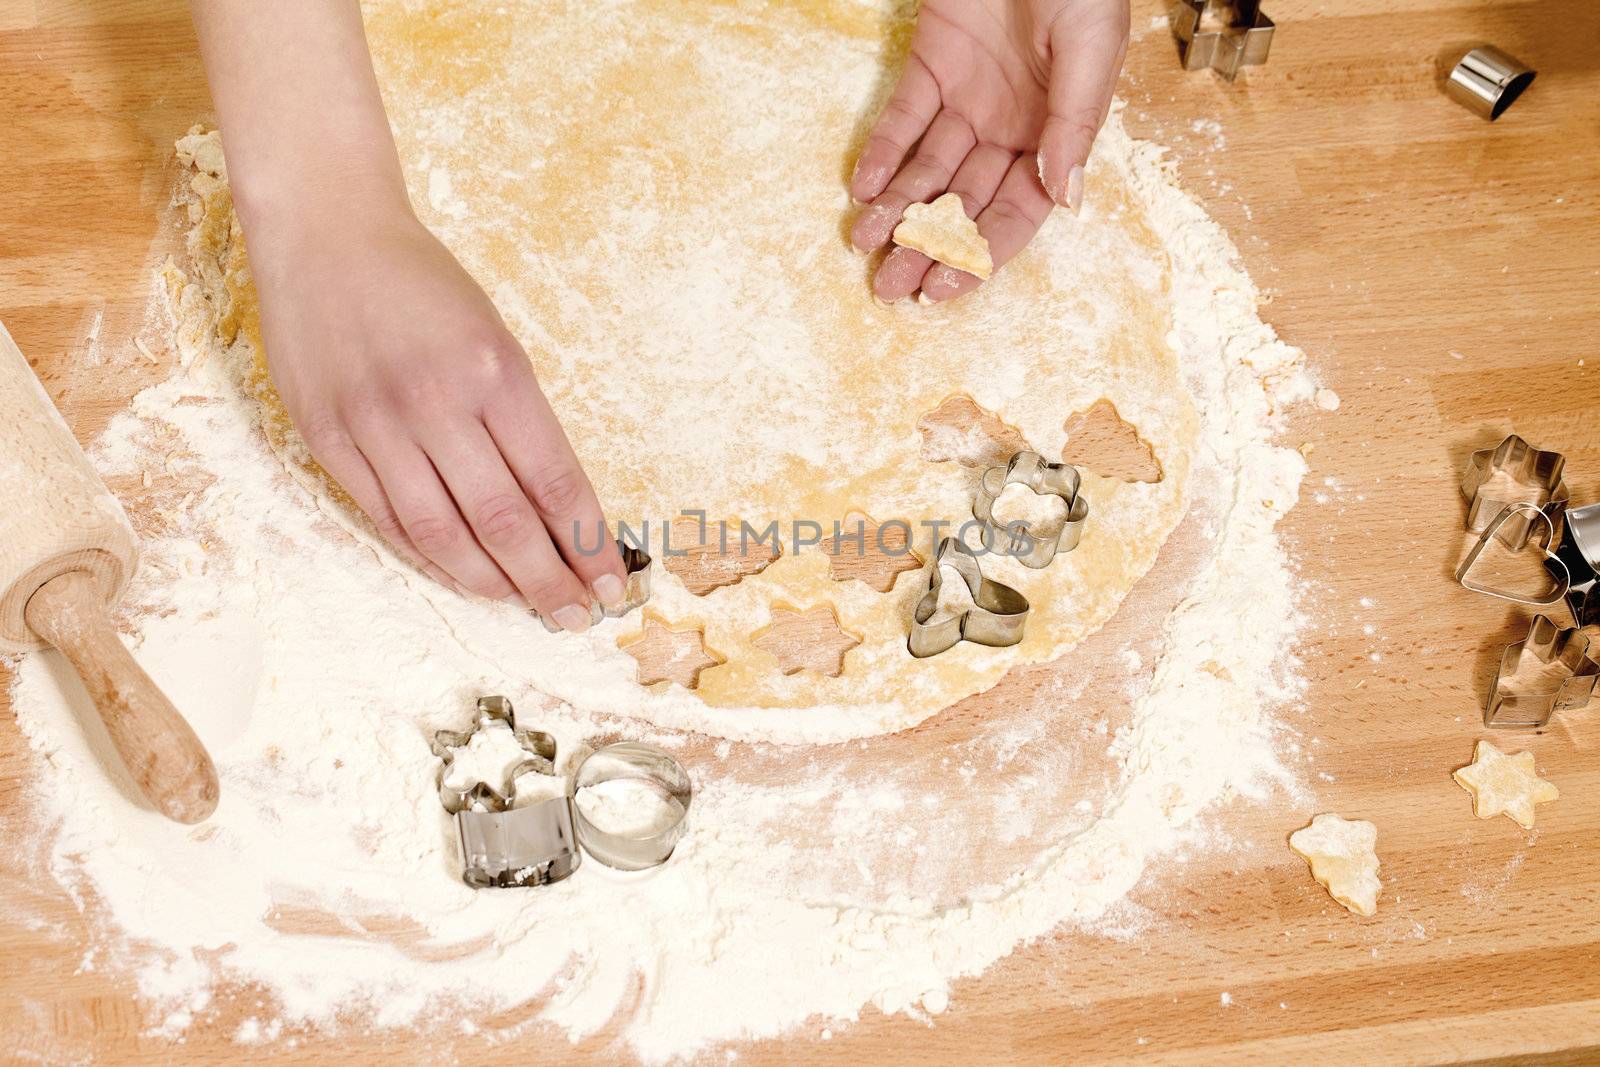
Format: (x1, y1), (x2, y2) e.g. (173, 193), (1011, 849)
(593, 573), (625, 609)
(553, 603), (592, 633)
(1066, 165), (1084, 217)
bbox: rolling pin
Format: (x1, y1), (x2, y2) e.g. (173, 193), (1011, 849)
(0, 320), (218, 824)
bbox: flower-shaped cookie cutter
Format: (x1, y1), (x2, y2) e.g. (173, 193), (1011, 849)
(1486, 614), (1600, 729)
(1456, 501), (1571, 608)
(907, 537), (1030, 659)
(431, 695), (579, 888)
(1460, 434), (1568, 551)
(1171, 0), (1274, 82)
(538, 540), (653, 633)
(972, 451), (1089, 569)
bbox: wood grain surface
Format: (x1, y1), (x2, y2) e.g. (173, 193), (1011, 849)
(3, 0), (1599, 1063)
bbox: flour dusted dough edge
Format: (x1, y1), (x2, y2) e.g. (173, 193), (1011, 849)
(892, 193), (994, 279)
(1289, 813), (1380, 917)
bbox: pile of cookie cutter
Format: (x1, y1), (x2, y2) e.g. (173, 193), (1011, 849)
(431, 695), (692, 887)
(1170, 0), (1274, 82)
(906, 450), (1092, 658)
(537, 540), (653, 633)
(1455, 434), (1600, 728)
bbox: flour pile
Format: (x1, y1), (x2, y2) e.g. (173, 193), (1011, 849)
(7, 38), (1314, 1067)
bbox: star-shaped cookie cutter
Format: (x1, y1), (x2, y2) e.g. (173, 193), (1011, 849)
(1170, 0), (1274, 82)
(1457, 501), (1571, 608)
(907, 537), (1030, 659)
(1485, 614), (1599, 729)
(1461, 434), (1568, 550)
(972, 451), (1089, 569)
(538, 540), (653, 633)
(430, 695), (579, 888)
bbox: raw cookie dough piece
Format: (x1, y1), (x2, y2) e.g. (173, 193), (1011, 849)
(1453, 740), (1559, 830)
(892, 193), (994, 280)
(1289, 813), (1380, 917)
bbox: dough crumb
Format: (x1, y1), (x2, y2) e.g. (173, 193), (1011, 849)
(1289, 813), (1380, 917)
(1453, 740), (1558, 830)
(892, 193), (993, 280)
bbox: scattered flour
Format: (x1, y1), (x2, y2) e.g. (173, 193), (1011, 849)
(575, 779), (687, 838)
(4, 16), (1316, 1066)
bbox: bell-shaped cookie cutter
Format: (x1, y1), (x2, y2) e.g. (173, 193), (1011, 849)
(572, 741), (693, 871)
(1460, 434), (1568, 550)
(539, 540), (653, 633)
(1550, 501), (1600, 626)
(1485, 614), (1599, 729)
(431, 695), (580, 888)
(1170, 0), (1274, 82)
(973, 451), (1089, 569)
(908, 537), (1030, 659)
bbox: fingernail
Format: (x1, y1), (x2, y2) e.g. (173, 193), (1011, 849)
(1066, 165), (1085, 217)
(593, 573), (625, 609)
(553, 603), (592, 634)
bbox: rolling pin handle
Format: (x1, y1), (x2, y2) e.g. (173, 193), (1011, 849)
(24, 570), (220, 824)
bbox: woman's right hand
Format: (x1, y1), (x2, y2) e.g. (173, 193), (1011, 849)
(244, 205), (626, 633)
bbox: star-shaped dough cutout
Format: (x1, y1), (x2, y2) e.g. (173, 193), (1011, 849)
(621, 617), (723, 689)
(820, 512), (922, 592)
(660, 516), (780, 596)
(1453, 740), (1559, 830)
(752, 604), (861, 677)
(1288, 813), (1381, 917)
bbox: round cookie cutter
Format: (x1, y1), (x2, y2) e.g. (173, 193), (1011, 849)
(572, 742), (693, 871)
(1446, 46), (1536, 121)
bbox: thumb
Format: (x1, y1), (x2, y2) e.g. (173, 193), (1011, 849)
(1037, 10), (1129, 215)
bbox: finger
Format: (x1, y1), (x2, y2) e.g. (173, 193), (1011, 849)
(850, 53), (941, 203)
(355, 429), (522, 605)
(422, 420), (597, 631)
(850, 109), (976, 252)
(873, 245), (935, 303)
(298, 416), (463, 592)
(1038, 8), (1129, 213)
(483, 385), (627, 607)
(922, 155), (1054, 303)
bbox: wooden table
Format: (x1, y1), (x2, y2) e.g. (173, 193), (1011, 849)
(3, 0), (1598, 1062)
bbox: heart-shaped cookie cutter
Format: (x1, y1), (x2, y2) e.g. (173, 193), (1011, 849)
(907, 537), (1030, 658)
(431, 695), (580, 888)
(1485, 614), (1600, 728)
(973, 451), (1089, 570)
(1456, 501), (1571, 607)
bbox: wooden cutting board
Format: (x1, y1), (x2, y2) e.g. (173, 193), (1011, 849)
(2, 0), (1598, 1062)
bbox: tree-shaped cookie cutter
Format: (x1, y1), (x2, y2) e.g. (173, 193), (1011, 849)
(538, 540), (653, 633)
(1461, 434), (1568, 550)
(973, 451), (1089, 569)
(1486, 614), (1600, 728)
(1170, 0), (1274, 82)
(431, 695), (580, 888)
(908, 538), (1030, 658)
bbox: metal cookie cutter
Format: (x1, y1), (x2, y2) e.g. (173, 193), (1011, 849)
(908, 537), (1030, 659)
(973, 451), (1089, 569)
(1460, 434), (1567, 550)
(1170, 0), (1274, 82)
(1550, 501), (1600, 626)
(1446, 46), (1536, 121)
(572, 742), (693, 871)
(539, 540), (653, 633)
(1456, 502), (1571, 607)
(431, 695), (580, 888)
(1485, 614), (1599, 729)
